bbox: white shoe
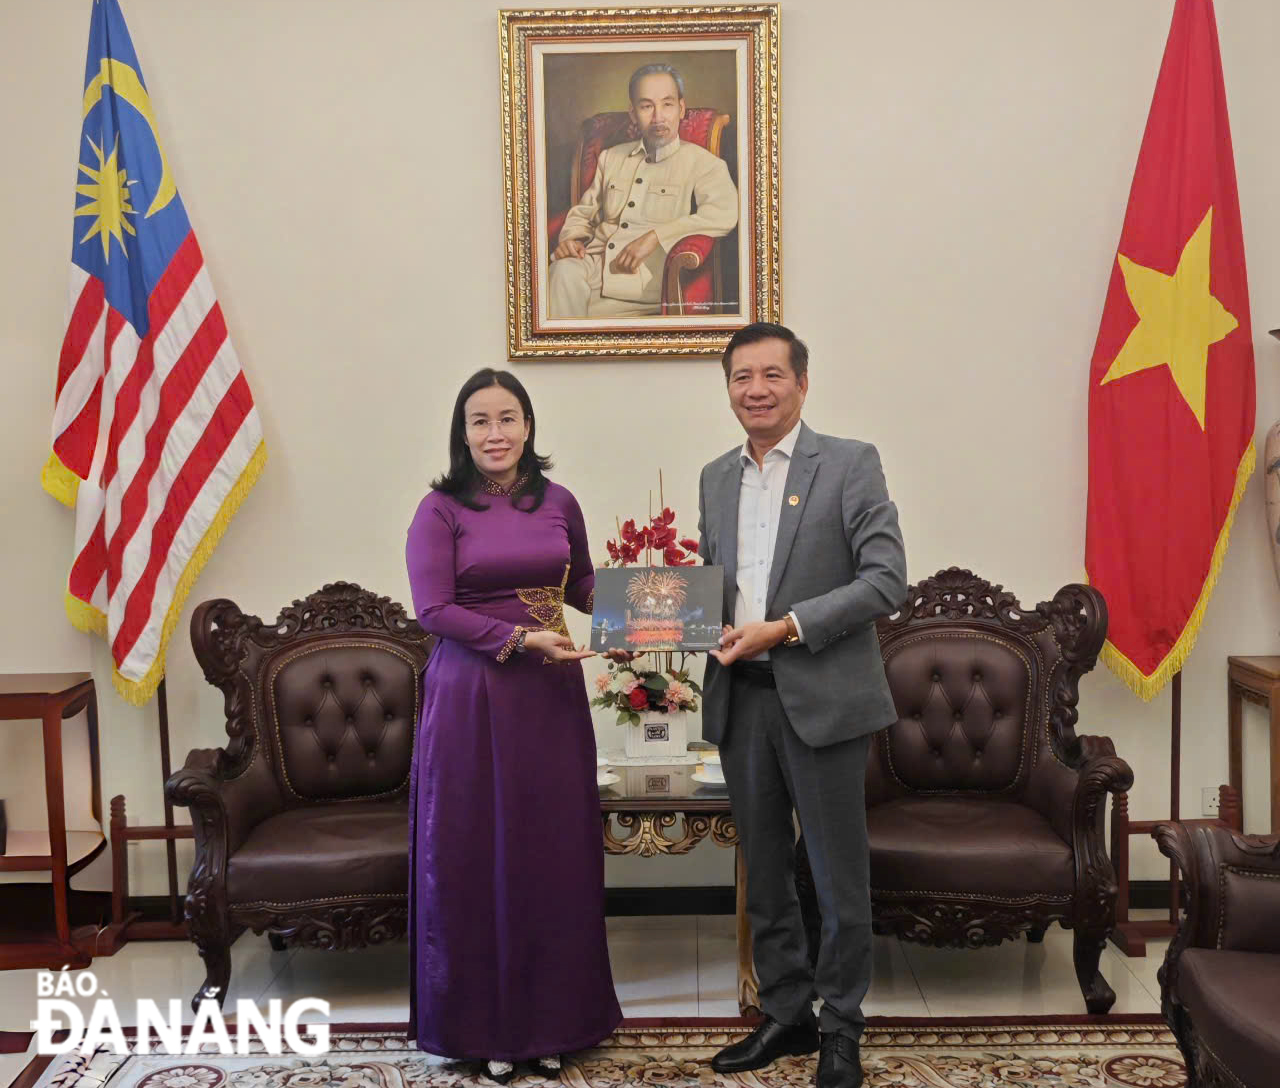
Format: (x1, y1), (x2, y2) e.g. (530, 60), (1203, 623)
(484, 1060), (515, 1084)
(532, 1055), (561, 1072)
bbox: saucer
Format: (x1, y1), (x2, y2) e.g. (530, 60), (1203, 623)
(597, 771), (621, 788)
(691, 769), (727, 786)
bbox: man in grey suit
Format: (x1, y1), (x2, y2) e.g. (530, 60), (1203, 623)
(698, 323), (907, 1088)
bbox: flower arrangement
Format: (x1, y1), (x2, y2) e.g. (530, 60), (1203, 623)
(591, 665), (701, 726)
(592, 471), (704, 726)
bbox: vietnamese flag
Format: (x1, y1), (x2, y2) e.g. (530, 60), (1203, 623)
(1086, 0), (1255, 700)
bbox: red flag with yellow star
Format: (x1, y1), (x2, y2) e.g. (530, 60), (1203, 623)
(1086, 0), (1255, 700)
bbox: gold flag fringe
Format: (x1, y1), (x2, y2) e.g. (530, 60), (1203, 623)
(59, 440), (268, 706)
(41, 451), (81, 508)
(1095, 438), (1255, 702)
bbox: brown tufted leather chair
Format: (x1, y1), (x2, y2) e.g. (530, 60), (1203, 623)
(1153, 822), (1280, 1087)
(166, 583), (432, 1010)
(795, 569), (1133, 1013)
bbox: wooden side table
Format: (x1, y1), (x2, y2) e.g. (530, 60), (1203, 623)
(1227, 655), (1280, 834)
(599, 762), (758, 1015)
(0, 673), (105, 970)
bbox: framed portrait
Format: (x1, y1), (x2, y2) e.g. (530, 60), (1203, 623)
(499, 4), (781, 358)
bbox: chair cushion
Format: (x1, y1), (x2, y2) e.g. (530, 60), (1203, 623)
(266, 641), (418, 803)
(1178, 948), (1280, 1088)
(226, 800), (406, 907)
(881, 634), (1034, 793)
(868, 796), (1073, 901)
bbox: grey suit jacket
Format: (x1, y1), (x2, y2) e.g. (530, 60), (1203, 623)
(697, 422), (908, 748)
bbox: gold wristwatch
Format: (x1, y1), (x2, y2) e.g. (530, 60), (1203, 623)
(781, 614), (801, 646)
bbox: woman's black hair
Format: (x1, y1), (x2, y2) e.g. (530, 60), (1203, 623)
(430, 368), (553, 511)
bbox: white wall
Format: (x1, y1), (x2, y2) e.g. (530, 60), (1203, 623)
(2, 0), (1277, 897)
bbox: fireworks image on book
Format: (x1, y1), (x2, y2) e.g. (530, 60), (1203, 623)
(625, 569), (688, 648)
(591, 566), (723, 653)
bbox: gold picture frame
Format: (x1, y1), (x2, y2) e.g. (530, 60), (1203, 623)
(499, 4), (781, 358)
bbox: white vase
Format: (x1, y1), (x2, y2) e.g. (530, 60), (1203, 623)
(1267, 421), (1280, 591)
(624, 709), (689, 759)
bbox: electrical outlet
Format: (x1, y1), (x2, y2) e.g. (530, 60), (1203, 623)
(1201, 786), (1220, 817)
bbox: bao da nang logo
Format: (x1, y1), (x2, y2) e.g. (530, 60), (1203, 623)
(33, 969), (330, 1056)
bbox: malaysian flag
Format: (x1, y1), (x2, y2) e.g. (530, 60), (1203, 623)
(41, 0), (265, 705)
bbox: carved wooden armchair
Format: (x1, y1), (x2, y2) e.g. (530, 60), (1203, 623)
(1154, 822), (1280, 1087)
(166, 583), (432, 1010)
(796, 569), (1134, 1013)
(547, 108), (732, 315)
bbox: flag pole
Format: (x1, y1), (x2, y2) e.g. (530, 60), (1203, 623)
(1169, 670), (1182, 922)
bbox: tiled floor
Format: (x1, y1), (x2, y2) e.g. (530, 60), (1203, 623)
(0, 917), (1169, 1087)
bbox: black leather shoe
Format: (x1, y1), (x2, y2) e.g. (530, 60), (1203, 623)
(817, 1033), (863, 1088)
(710, 1013), (819, 1073)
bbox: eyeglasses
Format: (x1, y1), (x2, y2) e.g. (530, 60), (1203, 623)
(466, 417), (525, 435)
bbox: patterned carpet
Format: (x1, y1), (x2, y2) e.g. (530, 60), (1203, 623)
(16, 1019), (1186, 1088)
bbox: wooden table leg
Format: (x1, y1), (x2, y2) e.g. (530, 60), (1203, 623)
(40, 701), (72, 951)
(1270, 681), (1280, 835)
(735, 845), (761, 1016)
(86, 689), (102, 828)
(1228, 677), (1244, 819)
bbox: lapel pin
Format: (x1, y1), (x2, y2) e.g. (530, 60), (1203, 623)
(788, 495), (800, 506)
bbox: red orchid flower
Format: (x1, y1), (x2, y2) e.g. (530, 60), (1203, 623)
(604, 498), (698, 568)
(650, 524), (676, 549)
(664, 544), (696, 566)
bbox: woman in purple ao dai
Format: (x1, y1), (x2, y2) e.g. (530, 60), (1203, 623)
(404, 368), (621, 1083)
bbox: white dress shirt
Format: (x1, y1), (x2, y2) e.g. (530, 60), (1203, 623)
(735, 420), (805, 660)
